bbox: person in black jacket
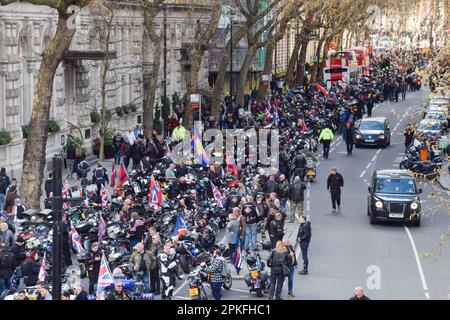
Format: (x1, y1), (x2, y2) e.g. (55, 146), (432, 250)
(326, 167), (344, 213)
(73, 284), (89, 300)
(296, 215), (311, 275)
(9, 237), (26, 286)
(268, 213), (284, 248)
(288, 176), (306, 222)
(264, 175), (279, 196)
(131, 139), (145, 171)
(85, 242), (101, 294)
(292, 153), (307, 182)
(0, 243), (14, 293)
(44, 173), (53, 198)
(267, 241), (292, 300)
(349, 287), (370, 300)
(21, 252), (40, 287)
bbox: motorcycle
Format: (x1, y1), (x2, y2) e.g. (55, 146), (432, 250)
(187, 269), (208, 300)
(243, 251), (270, 297)
(306, 158), (316, 182)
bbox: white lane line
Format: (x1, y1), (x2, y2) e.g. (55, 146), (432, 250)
(448, 293), (450, 300)
(338, 151), (347, 154)
(306, 182), (311, 198)
(173, 279), (189, 296)
(360, 170), (366, 178)
(404, 226), (429, 292)
(366, 163), (371, 170)
(371, 154), (378, 162)
(229, 288), (251, 294)
(330, 148), (335, 152)
(425, 292), (431, 299)
(306, 200), (310, 212)
(316, 161), (321, 166)
(376, 149), (381, 155)
(174, 295), (191, 300)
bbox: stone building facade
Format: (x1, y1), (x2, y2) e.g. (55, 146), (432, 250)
(0, 1), (212, 177)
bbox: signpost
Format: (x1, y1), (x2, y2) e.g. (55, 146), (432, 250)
(260, 74), (270, 87)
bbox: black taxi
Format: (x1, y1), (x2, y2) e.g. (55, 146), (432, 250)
(367, 170), (422, 226)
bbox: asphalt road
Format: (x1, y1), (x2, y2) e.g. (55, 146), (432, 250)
(172, 87), (450, 300)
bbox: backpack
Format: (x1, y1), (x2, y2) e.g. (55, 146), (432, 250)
(94, 168), (104, 183)
(0, 251), (14, 268)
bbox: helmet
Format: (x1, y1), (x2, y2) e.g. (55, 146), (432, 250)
(246, 255), (257, 266)
(262, 240), (272, 251)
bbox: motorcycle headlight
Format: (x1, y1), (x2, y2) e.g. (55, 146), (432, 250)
(375, 200), (383, 209)
(410, 202), (419, 210)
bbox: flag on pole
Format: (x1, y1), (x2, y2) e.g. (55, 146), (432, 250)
(165, 141), (173, 161)
(38, 253), (46, 282)
(211, 182), (225, 208)
(192, 128), (210, 167)
(70, 227), (84, 254)
(226, 154), (238, 177)
(62, 187), (70, 209)
(100, 184), (111, 207)
(300, 118), (308, 133)
(96, 253), (114, 300)
(232, 234), (243, 273)
(172, 212), (189, 238)
(98, 212), (106, 243)
(110, 163), (117, 188)
(316, 83), (329, 95)
(116, 163), (129, 188)
(149, 177), (163, 209)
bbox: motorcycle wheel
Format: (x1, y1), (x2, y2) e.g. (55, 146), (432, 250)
(222, 274), (232, 290)
(255, 288), (264, 297)
(179, 255), (191, 274)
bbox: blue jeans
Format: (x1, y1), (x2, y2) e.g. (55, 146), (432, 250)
(280, 199), (287, 211)
(0, 193), (5, 211)
(114, 149), (122, 164)
(210, 281), (222, 300)
(133, 272), (150, 293)
(245, 224), (257, 251)
(0, 278), (9, 294)
(287, 266), (295, 293)
(300, 241), (309, 268)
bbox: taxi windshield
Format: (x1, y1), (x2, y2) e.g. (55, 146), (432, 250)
(375, 178), (416, 194)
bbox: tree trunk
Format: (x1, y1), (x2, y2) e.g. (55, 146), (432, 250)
(296, 31), (310, 87)
(211, 27), (246, 122)
(142, 10), (163, 139)
(336, 30), (344, 51)
(183, 0), (221, 128)
(256, 34), (276, 101)
(236, 45), (257, 107)
(317, 36), (332, 83)
(20, 14), (75, 210)
(285, 33), (301, 86)
(310, 36), (325, 83)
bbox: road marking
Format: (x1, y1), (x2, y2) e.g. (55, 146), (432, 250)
(338, 151), (347, 154)
(306, 200), (310, 212)
(306, 183), (311, 198)
(229, 288), (250, 294)
(316, 161), (321, 166)
(371, 154), (378, 162)
(425, 292), (430, 299)
(404, 226), (429, 292)
(330, 148), (335, 152)
(360, 170), (366, 178)
(173, 279), (189, 296)
(366, 163), (371, 170)
(376, 149), (381, 155)
(174, 295), (191, 300)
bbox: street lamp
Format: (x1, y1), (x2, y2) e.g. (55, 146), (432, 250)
(229, 10), (236, 98)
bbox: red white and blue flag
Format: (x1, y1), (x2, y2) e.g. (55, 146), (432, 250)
(233, 235), (243, 273)
(211, 182), (224, 208)
(70, 226), (84, 254)
(192, 128), (210, 167)
(226, 154), (238, 177)
(62, 187), (70, 209)
(38, 253), (46, 282)
(116, 163), (129, 188)
(98, 212), (106, 243)
(110, 163), (117, 188)
(149, 177), (163, 209)
(101, 184), (111, 207)
(96, 253), (114, 300)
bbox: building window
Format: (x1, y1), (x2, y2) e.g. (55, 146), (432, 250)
(85, 129), (91, 140)
(137, 115), (142, 124)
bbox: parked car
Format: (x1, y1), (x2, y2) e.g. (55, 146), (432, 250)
(416, 119), (445, 138)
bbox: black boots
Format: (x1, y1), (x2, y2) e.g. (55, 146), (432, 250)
(298, 268), (308, 275)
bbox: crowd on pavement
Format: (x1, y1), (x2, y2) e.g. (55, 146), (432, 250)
(0, 48), (431, 301)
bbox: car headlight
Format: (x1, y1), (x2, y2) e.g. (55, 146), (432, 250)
(375, 200), (383, 209)
(356, 134), (362, 139)
(410, 202), (419, 210)
(379, 134), (385, 139)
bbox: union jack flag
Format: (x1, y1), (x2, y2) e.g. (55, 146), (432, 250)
(96, 253), (114, 300)
(100, 184), (111, 207)
(211, 182), (224, 208)
(38, 253), (46, 282)
(62, 187), (71, 209)
(70, 226), (84, 254)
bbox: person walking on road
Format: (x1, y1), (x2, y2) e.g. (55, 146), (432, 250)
(296, 215), (311, 275)
(288, 176), (306, 222)
(267, 241), (292, 300)
(327, 167), (344, 213)
(404, 124), (415, 153)
(349, 287), (370, 300)
(366, 95), (374, 118)
(206, 249), (225, 300)
(284, 239), (297, 297)
(318, 126), (334, 159)
(342, 122), (356, 155)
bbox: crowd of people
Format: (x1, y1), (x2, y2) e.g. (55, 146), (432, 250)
(0, 47), (431, 301)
